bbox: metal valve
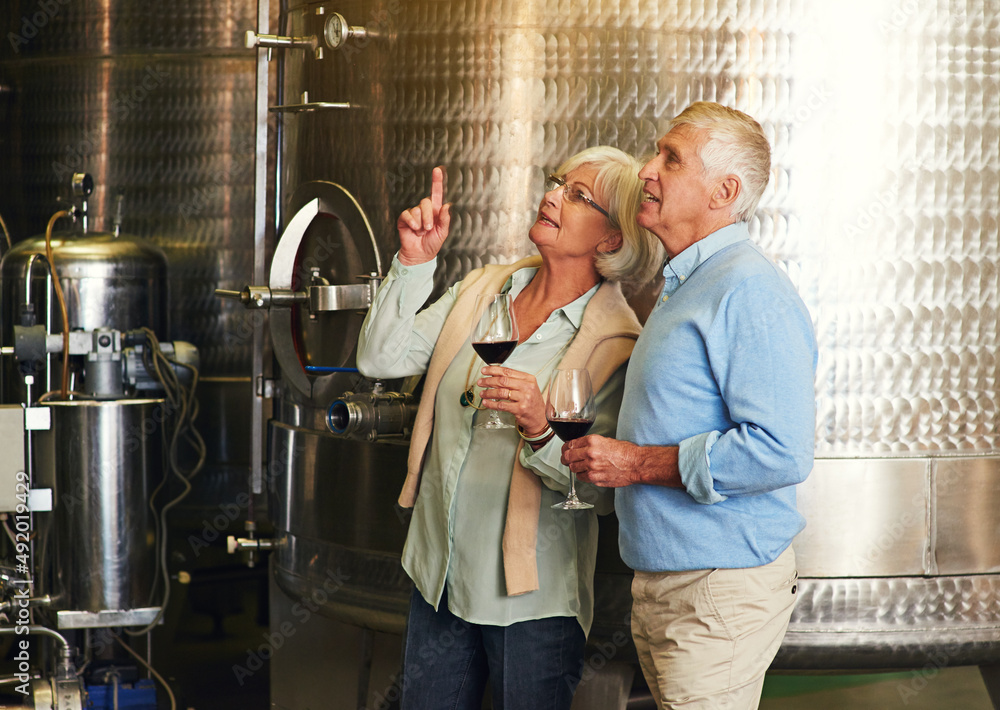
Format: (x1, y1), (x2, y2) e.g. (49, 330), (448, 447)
(71, 172), (93, 233)
(327, 385), (417, 441)
(227, 521), (276, 569)
(71, 172), (93, 198)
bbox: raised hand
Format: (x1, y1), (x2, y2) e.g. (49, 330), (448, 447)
(397, 166), (452, 266)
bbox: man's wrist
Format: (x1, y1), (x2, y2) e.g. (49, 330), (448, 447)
(630, 444), (682, 488)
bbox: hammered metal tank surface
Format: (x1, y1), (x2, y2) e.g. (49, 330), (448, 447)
(279, 0), (1000, 456)
(271, 0), (1000, 670)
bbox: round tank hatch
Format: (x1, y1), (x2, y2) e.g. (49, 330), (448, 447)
(270, 181), (381, 402)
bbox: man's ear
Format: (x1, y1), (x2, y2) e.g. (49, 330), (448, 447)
(710, 175), (741, 210)
(598, 230), (623, 254)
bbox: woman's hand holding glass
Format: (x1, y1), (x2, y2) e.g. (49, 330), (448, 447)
(471, 294), (519, 429)
(397, 166), (451, 266)
(477, 366), (548, 438)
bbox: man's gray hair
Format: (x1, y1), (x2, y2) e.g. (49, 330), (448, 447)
(669, 102), (771, 223)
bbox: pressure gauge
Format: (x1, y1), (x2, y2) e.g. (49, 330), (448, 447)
(324, 12), (349, 49)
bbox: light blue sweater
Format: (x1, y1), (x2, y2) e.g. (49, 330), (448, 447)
(616, 222), (818, 571)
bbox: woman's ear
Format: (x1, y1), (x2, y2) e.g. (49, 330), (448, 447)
(598, 230), (623, 254)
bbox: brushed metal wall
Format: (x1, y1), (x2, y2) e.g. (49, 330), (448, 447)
(280, 0), (1000, 457)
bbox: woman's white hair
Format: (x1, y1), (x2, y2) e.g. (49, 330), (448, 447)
(667, 102), (771, 223)
(555, 146), (664, 297)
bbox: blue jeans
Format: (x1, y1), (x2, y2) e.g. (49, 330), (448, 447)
(401, 587), (586, 710)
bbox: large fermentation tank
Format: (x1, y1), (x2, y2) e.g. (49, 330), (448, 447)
(268, 0), (1000, 682)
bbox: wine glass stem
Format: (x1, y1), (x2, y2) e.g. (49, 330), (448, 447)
(568, 473), (578, 500)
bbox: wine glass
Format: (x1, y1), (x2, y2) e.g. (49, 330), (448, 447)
(471, 293), (519, 429)
(547, 368), (596, 510)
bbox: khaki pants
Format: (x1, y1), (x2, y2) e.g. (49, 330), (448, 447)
(630, 546), (798, 710)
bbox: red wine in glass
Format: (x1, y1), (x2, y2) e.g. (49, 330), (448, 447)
(548, 417), (595, 442)
(547, 368), (596, 510)
(472, 339), (517, 365)
(471, 293), (519, 429)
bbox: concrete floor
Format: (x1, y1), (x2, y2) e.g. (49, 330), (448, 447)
(155, 574), (998, 710)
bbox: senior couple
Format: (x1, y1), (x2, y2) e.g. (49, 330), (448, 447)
(358, 101), (818, 710)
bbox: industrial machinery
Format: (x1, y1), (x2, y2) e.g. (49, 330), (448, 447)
(0, 175), (200, 709)
(1, 0), (999, 709)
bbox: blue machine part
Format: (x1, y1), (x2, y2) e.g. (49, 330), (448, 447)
(85, 679), (158, 709)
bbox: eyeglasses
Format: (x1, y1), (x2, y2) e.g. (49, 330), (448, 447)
(546, 174), (613, 222)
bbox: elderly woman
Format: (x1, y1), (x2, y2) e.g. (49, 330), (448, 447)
(357, 146), (662, 710)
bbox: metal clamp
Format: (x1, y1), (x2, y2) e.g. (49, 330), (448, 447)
(227, 520), (278, 569)
(227, 536), (277, 554)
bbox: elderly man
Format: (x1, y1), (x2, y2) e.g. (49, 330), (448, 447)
(563, 102), (818, 709)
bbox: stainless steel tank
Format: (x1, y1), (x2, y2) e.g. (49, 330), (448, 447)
(33, 399), (163, 628)
(268, 0), (1000, 676)
(0, 229), (168, 402)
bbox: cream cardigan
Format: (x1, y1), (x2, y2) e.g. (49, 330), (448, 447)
(400, 256), (641, 595)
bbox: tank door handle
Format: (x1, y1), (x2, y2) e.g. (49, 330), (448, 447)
(244, 29), (317, 53)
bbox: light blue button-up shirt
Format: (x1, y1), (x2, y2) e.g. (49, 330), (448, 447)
(615, 222), (818, 572)
(357, 255), (623, 634)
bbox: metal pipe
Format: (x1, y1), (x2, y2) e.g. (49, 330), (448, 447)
(0, 210), (12, 257)
(23, 253), (50, 311)
(250, 0), (270, 497)
(0, 625), (70, 656)
(0, 675), (32, 686)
